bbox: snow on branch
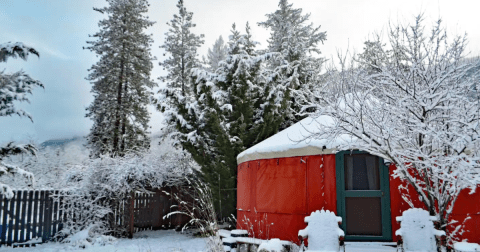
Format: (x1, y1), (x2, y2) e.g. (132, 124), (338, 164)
(297, 14), (480, 246)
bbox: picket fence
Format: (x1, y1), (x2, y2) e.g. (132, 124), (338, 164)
(0, 188), (190, 247)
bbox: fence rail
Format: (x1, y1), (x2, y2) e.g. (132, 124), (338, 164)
(0, 187), (191, 247)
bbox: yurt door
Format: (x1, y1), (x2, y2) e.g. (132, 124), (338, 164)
(335, 151), (392, 241)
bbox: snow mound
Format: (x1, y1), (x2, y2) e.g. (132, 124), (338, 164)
(231, 229), (248, 236)
(454, 242), (480, 252)
(63, 224), (117, 248)
(237, 116), (355, 163)
(298, 210), (344, 252)
(258, 238), (286, 252)
(395, 208), (445, 252)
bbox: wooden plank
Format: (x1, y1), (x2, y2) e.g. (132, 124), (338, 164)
(32, 191), (39, 239)
(135, 192), (139, 226)
(37, 190), (45, 240)
(57, 191), (64, 233)
(13, 190), (22, 243)
(25, 190), (33, 243)
(129, 192), (134, 238)
(1, 194), (8, 245)
(6, 192), (14, 245)
(51, 191), (59, 240)
(19, 190), (28, 243)
(43, 191), (52, 242)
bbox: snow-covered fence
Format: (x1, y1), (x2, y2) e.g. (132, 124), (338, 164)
(131, 187), (191, 233)
(0, 187), (193, 246)
(0, 190), (63, 247)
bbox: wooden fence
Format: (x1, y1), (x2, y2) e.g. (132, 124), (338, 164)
(0, 190), (62, 247)
(0, 187), (192, 247)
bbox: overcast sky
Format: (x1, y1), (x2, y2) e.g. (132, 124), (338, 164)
(1, 0), (479, 144)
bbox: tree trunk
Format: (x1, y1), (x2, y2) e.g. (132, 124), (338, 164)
(120, 74), (128, 154)
(113, 42), (126, 155)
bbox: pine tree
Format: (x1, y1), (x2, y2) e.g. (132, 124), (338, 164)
(157, 0), (204, 146)
(0, 42), (40, 198)
(258, 0), (327, 128)
(206, 36), (227, 71)
(187, 23), (271, 218)
(85, 0), (156, 157)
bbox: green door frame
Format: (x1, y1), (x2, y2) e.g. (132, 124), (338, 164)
(335, 150), (392, 241)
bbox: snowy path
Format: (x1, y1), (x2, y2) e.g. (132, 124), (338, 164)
(0, 230), (397, 252)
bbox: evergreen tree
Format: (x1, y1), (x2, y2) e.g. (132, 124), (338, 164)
(188, 23), (270, 218)
(157, 0), (204, 145)
(258, 0), (327, 129)
(0, 42), (40, 198)
(85, 0), (156, 157)
(206, 36), (227, 71)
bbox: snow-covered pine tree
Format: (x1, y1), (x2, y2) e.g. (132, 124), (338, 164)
(0, 42), (40, 198)
(187, 23), (273, 219)
(85, 0), (156, 157)
(258, 0), (327, 129)
(207, 36), (227, 71)
(157, 0), (204, 148)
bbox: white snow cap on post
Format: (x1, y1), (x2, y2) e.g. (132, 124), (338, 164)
(237, 116), (356, 163)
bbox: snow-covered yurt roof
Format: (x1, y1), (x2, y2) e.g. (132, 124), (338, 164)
(237, 116), (352, 164)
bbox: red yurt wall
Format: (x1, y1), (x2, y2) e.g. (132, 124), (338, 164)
(238, 156), (480, 245)
(388, 163), (480, 244)
(237, 154), (336, 243)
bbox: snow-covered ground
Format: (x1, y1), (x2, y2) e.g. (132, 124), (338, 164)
(0, 230), (207, 252)
(0, 230), (397, 252)
(345, 242), (396, 252)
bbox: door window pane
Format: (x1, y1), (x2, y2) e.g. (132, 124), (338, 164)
(345, 154), (380, 190)
(345, 197), (382, 236)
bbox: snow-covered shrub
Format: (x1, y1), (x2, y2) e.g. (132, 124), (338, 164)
(53, 190), (114, 240)
(56, 138), (198, 239)
(0, 138), (89, 190)
(0, 143), (35, 198)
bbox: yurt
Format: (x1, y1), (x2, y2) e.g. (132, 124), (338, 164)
(236, 116), (480, 244)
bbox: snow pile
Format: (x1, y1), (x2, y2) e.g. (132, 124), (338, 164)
(298, 210), (344, 252)
(231, 229), (248, 237)
(63, 224), (117, 249)
(237, 116), (356, 163)
(454, 242), (480, 252)
(395, 208), (445, 252)
(258, 238), (285, 252)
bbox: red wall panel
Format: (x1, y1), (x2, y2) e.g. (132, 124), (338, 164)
(323, 154), (337, 213)
(306, 154), (337, 214)
(237, 162), (251, 211)
(256, 157), (307, 214)
(237, 210), (307, 243)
